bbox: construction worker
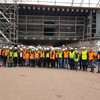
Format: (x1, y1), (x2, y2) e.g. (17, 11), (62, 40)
(13, 47), (18, 67)
(30, 49), (35, 67)
(1, 47), (5, 66)
(50, 48), (55, 68)
(88, 48), (96, 73)
(25, 49), (30, 66)
(4, 46), (9, 66)
(7, 47), (13, 67)
(40, 48), (45, 67)
(96, 48), (100, 73)
(69, 48), (75, 70)
(35, 48), (39, 67)
(63, 48), (69, 69)
(46, 48), (50, 68)
(74, 50), (80, 70)
(17, 45), (21, 65)
(58, 48), (63, 68)
(0, 47), (2, 62)
(23, 47), (26, 66)
(79, 47), (82, 70)
(18, 48), (23, 67)
(81, 47), (88, 71)
(55, 48), (58, 68)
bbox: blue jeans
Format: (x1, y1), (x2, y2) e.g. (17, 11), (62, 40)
(75, 62), (78, 70)
(89, 61), (94, 72)
(2, 57), (5, 66)
(58, 58), (62, 68)
(82, 60), (88, 71)
(97, 62), (100, 72)
(23, 59), (26, 66)
(30, 59), (34, 67)
(64, 59), (68, 69)
(26, 59), (29, 66)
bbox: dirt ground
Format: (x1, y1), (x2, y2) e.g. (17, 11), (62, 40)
(0, 67), (100, 100)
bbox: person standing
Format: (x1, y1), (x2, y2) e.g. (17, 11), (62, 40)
(55, 49), (58, 68)
(30, 49), (35, 67)
(97, 48), (100, 73)
(7, 47), (13, 67)
(46, 48), (50, 68)
(69, 48), (75, 70)
(63, 48), (69, 69)
(74, 50), (80, 70)
(58, 48), (63, 68)
(18, 48), (23, 67)
(25, 49), (30, 66)
(88, 48), (96, 73)
(13, 47), (18, 67)
(40, 48), (45, 67)
(81, 47), (88, 71)
(35, 49), (39, 67)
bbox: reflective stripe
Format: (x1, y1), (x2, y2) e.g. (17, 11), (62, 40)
(35, 52), (39, 59)
(69, 52), (75, 59)
(64, 51), (69, 58)
(40, 52), (45, 58)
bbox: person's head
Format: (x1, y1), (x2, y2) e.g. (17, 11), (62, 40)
(83, 47), (86, 51)
(14, 47), (17, 50)
(90, 48), (93, 52)
(75, 50), (79, 54)
(65, 48), (67, 51)
(20, 48), (23, 51)
(71, 48), (73, 51)
(9, 47), (12, 50)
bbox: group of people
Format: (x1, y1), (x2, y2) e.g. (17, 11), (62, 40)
(0, 44), (100, 73)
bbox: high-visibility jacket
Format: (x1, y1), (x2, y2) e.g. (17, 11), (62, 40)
(8, 51), (13, 58)
(97, 53), (100, 60)
(0, 48), (2, 55)
(30, 53), (34, 60)
(46, 52), (50, 58)
(81, 50), (88, 60)
(74, 54), (79, 62)
(50, 52), (55, 60)
(69, 51), (75, 59)
(2, 50), (5, 56)
(88, 51), (96, 61)
(40, 51), (45, 58)
(5, 50), (8, 56)
(13, 51), (18, 57)
(23, 52), (26, 59)
(58, 52), (63, 58)
(64, 51), (69, 58)
(55, 52), (58, 58)
(35, 52), (39, 59)
(25, 52), (30, 59)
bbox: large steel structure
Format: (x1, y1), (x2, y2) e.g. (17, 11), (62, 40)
(0, 0), (100, 46)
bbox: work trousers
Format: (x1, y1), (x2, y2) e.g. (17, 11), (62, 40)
(4, 56), (7, 66)
(26, 59), (29, 66)
(89, 60), (94, 72)
(40, 58), (45, 67)
(97, 62), (100, 72)
(35, 59), (38, 67)
(51, 59), (55, 68)
(82, 60), (88, 71)
(13, 57), (17, 67)
(46, 58), (50, 68)
(30, 59), (35, 67)
(75, 61), (78, 70)
(58, 58), (62, 68)
(64, 58), (68, 69)
(70, 59), (74, 70)
(19, 57), (23, 66)
(55, 58), (58, 68)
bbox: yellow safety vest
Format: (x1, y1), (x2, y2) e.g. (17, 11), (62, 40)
(81, 50), (88, 60)
(58, 52), (63, 58)
(74, 54), (79, 62)
(69, 51), (75, 59)
(14, 51), (18, 57)
(46, 52), (50, 58)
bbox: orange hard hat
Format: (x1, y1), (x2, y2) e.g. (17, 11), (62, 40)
(90, 48), (92, 50)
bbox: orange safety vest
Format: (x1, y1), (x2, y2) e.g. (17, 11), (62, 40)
(50, 52), (55, 60)
(0, 49), (2, 55)
(40, 51), (45, 58)
(97, 53), (100, 59)
(5, 50), (8, 56)
(88, 51), (96, 61)
(2, 50), (5, 56)
(55, 52), (58, 58)
(30, 53), (34, 60)
(35, 52), (39, 59)
(64, 51), (69, 58)
(25, 52), (29, 59)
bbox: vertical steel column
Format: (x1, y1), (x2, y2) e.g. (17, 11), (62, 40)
(58, 16), (60, 37)
(26, 15), (27, 39)
(42, 16), (44, 37)
(75, 16), (77, 38)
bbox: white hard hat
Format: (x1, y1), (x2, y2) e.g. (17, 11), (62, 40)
(36, 48), (38, 51)
(83, 47), (86, 49)
(21, 45), (23, 47)
(23, 46), (25, 49)
(71, 48), (73, 50)
(63, 49), (65, 51)
(18, 45), (20, 48)
(14, 47), (17, 49)
(3, 46), (5, 48)
(75, 48), (77, 50)
(65, 48), (67, 50)
(47, 48), (49, 50)
(6, 46), (9, 48)
(9, 47), (12, 50)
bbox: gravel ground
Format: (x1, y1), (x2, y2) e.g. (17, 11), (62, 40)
(0, 67), (100, 100)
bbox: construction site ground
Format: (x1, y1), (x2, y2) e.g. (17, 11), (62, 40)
(0, 66), (100, 100)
